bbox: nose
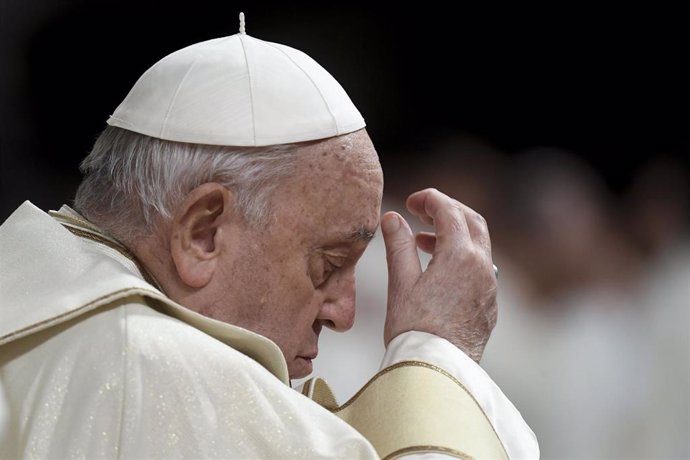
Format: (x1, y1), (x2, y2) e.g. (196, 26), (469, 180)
(317, 269), (356, 332)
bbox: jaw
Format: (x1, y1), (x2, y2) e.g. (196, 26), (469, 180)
(288, 356), (314, 379)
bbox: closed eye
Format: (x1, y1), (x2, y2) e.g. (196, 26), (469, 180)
(313, 251), (348, 288)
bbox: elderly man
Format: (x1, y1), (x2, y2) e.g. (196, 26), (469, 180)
(0, 18), (538, 459)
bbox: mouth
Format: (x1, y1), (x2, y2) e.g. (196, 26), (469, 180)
(295, 327), (321, 376)
(299, 349), (318, 361)
(297, 347), (318, 371)
(304, 326), (321, 362)
(294, 354), (316, 378)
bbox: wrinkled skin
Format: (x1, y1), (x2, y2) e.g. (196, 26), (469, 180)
(202, 130), (385, 378)
(381, 190), (498, 363)
(134, 129), (497, 378)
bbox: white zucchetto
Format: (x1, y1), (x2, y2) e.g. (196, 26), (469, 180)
(107, 31), (365, 146)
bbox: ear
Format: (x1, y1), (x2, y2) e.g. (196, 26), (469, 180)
(170, 183), (235, 288)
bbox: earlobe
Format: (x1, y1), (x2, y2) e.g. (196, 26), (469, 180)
(169, 183), (234, 288)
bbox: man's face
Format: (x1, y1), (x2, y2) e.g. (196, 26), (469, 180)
(208, 130), (383, 379)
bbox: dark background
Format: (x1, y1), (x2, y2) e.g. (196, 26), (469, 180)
(1, 0), (688, 220)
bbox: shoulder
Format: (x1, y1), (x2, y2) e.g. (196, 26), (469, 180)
(121, 301), (277, 385)
(115, 302), (377, 458)
(2, 297), (376, 458)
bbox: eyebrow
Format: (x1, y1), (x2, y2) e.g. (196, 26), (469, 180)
(349, 226), (376, 242)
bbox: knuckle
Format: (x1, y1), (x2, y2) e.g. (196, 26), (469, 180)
(463, 205), (485, 226)
(474, 211), (487, 228)
(431, 188), (453, 205)
(450, 198), (463, 212)
(448, 214), (465, 235)
(465, 246), (484, 262)
(420, 187), (441, 201)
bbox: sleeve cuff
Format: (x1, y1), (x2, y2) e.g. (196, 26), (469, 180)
(381, 331), (540, 460)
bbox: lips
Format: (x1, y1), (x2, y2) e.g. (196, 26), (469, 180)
(299, 342), (318, 361)
(303, 328), (320, 361)
(300, 350), (318, 360)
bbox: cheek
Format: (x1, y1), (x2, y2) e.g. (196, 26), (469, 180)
(258, 263), (324, 363)
(241, 254), (320, 325)
(214, 244), (278, 324)
(220, 231), (322, 338)
(274, 260), (322, 318)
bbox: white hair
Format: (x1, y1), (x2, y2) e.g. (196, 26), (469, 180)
(74, 126), (305, 243)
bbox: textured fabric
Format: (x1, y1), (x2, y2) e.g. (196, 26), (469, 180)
(0, 202), (539, 458)
(0, 300), (380, 458)
(383, 332), (540, 459)
(0, 202), (289, 383)
(304, 362), (508, 459)
(107, 34), (365, 146)
(0, 202), (376, 458)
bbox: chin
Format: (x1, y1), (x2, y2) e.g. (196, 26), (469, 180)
(289, 356), (314, 379)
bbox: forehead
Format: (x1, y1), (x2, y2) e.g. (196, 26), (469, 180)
(301, 130), (381, 176)
(271, 131), (383, 244)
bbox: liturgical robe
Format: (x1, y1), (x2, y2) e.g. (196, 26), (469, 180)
(0, 202), (538, 458)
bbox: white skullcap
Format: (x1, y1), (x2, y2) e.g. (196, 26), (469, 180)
(107, 31), (365, 146)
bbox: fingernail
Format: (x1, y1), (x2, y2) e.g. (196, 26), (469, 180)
(382, 214), (400, 234)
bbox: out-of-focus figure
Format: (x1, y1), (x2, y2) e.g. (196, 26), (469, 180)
(625, 156), (689, 459)
(314, 138), (689, 459)
(483, 149), (689, 459)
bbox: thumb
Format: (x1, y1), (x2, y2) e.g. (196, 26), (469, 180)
(381, 212), (422, 293)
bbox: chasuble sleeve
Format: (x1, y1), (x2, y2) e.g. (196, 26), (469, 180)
(302, 331), (539, 459)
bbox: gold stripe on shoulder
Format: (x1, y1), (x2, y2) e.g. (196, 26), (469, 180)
(49, 210), (102, 234)
(62, 226), (161, 290)
(0, 287), (151, 345)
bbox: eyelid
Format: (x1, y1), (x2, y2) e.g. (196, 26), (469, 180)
(324, 251), (348, 266)
(320, 249), (347, 256)
(317, 249), (348, 260)
(315, 260), (336, 289)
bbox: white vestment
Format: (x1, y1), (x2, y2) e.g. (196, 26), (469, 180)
(0, 202), (538, 459)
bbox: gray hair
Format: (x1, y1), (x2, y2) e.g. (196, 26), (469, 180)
(74, 126), (304, 243)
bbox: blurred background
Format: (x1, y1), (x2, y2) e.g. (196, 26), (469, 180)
(1, 1), (688, 458)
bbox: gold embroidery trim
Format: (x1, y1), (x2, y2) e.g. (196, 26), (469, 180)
(337, 361), (465, 411)
(49, 210), (103, 235)
(62, 226), (161, 289)
(383, 445), (474, 460)
(329, 360), (508, 457)
(301, 379), (312, 397)
(0, 287), (151, 344)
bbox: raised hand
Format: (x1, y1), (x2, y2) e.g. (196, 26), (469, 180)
(382, 188), (498, 363)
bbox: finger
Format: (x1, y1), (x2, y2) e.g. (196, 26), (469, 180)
(381, 212), (422, 291)
(406, 191), (435, 226)
(407, 209), (435, 227)
(406, 189), (471, 252)
(415, 232), (436, 254)
(454, 201), (492, 251)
